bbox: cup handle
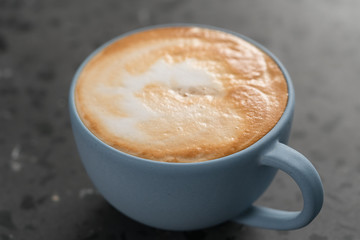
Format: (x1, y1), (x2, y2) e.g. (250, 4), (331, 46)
(233, 142), (324, 230)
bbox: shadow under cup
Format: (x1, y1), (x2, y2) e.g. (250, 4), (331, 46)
(69, 24), (324, 231)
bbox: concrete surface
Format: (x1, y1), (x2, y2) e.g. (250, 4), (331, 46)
(0, 0), (359, 239)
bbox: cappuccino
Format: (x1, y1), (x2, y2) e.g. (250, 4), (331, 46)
(75, 26), (288, 163)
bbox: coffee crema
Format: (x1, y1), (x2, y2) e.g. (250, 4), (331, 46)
(75, 26), (288, 163)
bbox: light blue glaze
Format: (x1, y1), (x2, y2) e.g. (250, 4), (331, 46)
(69, 24), (323, 231)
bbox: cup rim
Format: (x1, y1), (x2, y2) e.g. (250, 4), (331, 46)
(69, 23), (295, 166)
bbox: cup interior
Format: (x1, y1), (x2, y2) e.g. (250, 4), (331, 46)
(69, 23), (295, 166)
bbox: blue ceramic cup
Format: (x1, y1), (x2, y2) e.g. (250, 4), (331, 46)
(69, 24), (323, 231)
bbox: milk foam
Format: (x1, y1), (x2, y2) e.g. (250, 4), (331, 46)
(75, 26), (288, 162)
(101, 59), (223, 142)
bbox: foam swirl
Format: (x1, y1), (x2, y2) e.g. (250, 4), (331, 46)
(75, 27), (288, 162)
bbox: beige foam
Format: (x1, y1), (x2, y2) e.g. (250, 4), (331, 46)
(75, 26), (288, 163)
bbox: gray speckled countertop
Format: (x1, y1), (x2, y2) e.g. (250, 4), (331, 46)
(1, 0), (359, 239)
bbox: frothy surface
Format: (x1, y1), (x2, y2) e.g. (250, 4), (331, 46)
(75, 26), (288, 163)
